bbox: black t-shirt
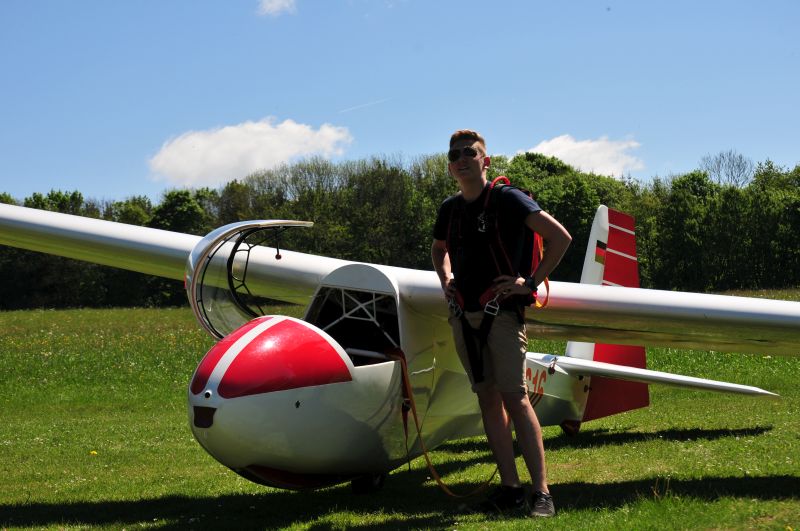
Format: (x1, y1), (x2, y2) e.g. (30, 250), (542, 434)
(433, 183), (541, 311)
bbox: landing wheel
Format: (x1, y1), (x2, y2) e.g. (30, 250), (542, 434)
(351, 473), (386, 494)
(560, 419), (581, 436)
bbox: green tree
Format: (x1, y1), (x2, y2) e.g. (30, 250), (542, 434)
(104, 195), (153, 225)
(625, 179), (668, 288)
(24, 190), (86, 215)
(149, 190), (209, 235)
(0, 192), (18, 205)
(654, 172), (718, 291)
(218, 180), (253, 224)
(341, 158), (420, 266)
(746, 162), (800, 288)
(486, 154), (510, 181)
(751, 160), (799, 191)
(147, 189), (215, 306)
(507, 152), (575, 190)
(703, 185), (751, 290)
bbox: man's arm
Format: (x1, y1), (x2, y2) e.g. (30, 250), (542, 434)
(491, 210), (572, 297)
(431, 239), (456, 299)
(525, 210), (572, 286)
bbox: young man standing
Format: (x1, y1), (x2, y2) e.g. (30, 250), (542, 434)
(431, 130), (571, 518)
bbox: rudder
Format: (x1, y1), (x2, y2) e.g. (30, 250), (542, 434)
(565, 206), (649, 426)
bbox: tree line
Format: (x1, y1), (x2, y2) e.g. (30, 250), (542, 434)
(1, 151), (798, 309)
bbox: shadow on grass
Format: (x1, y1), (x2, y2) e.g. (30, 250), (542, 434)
(544, 425), (774, 450)
(440, 425), (773, 454)
(552, 474), (800, 511)
(2, 477), (444, 530)
(2, 472), (798, 530)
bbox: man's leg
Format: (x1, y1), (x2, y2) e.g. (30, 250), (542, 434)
(476, 388), (520, 487)
(501, 392), (548, 493)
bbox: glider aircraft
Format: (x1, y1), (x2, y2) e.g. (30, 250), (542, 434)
(1, 201), (798, 491)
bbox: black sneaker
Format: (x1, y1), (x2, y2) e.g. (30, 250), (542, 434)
(478, 485), (527, 514)
(530, 490), (555, 517)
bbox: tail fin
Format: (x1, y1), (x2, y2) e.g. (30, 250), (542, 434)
(565, 206), (649, 427)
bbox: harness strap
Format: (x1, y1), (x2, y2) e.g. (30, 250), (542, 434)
(486, 177), (517, 277)
(458, 312), (492, 384)
(533, 278), (550, 308)
(387, 348), (497, 498)
(529, 233), (550, 309)
(456, 285), (504, 383)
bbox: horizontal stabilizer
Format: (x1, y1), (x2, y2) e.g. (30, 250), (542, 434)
(527, 352), (778, 397)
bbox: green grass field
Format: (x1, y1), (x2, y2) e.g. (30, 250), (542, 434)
(0, 298), (798, 530)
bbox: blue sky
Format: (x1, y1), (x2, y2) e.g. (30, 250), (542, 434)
(1, 0), (798, 202)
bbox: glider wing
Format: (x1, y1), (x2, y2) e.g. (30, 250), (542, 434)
(1, 203), (799, 355)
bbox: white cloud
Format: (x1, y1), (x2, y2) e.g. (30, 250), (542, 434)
(257, 0), (296, 16)
(149, 118), (352, 187)
(525, 134), (644, 177)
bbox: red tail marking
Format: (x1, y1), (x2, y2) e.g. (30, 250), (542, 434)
(603, 251), (640, 287)
(605, 209), (639, 287)
(607, 209), (635, 231)
(582, 344), (649, 421)
(608, 226), (636, 258)
(583, 208), (648, 422)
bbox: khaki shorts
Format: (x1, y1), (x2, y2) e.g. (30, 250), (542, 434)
(449, 310), (528, 394)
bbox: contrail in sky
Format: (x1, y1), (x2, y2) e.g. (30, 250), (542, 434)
(338, 98), (391, 114)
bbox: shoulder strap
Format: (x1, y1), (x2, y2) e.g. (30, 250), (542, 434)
(486, 176), (550, 309)
(483, 176), (510, 211)
(444, 195), (461, 253)
(483, 177), (517, 276)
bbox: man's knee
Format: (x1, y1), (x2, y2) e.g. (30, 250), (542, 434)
(476, 389), (503, 412)
(500, 392), (532, 414)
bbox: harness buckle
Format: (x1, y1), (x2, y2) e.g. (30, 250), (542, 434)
(484, 296), (500, 316)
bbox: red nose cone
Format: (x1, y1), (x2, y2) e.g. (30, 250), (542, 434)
(190, 316), (275, 395)
(190, 317), (352, 399)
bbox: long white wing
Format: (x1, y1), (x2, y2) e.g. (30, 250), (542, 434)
(0, 202), (199, 280)
(0, 203), (341, 304)
(2, 203), (799, 355)
(524, 281), (800, 356)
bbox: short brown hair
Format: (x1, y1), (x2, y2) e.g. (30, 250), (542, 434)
(449, 129), (486, 154)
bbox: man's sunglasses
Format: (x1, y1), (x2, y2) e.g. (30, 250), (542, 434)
(447, 146), (480, 162)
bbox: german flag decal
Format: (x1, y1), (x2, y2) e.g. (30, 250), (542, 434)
(595, 240), (607, 264)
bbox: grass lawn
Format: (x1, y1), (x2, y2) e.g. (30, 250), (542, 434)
(0, 300), (798, 530)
